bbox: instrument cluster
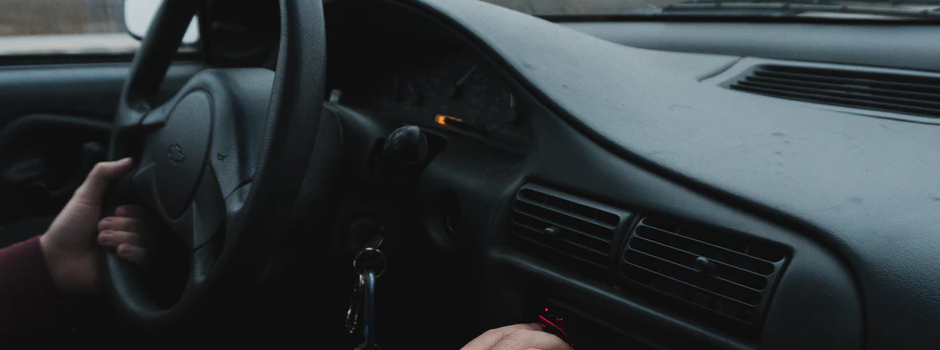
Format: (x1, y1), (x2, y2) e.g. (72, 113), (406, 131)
(367, 47), (528, 150)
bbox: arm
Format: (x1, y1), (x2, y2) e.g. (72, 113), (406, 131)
(0, 236), (69, 335)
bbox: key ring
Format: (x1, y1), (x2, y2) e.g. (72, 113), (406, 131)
(353, 247), (387, 278)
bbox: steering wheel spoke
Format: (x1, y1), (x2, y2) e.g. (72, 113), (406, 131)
(140, 100), (173, 129)
(153, 161), (233, 251)
(188, 164), (227, 283)
(190, 165), (228, 250)
(123, 146), (201, 249)
(127, 160), (158, 203)
(189, 179), (251, 286)
(116, 98), (171, 129)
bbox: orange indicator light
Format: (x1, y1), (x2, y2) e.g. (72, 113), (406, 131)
(435, 114), (462, 125)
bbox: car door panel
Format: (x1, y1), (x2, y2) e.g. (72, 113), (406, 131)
(0, 62), (203, 244)
(0, 63), (203, 128)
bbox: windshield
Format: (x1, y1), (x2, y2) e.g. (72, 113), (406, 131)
(481, 0), (940, 20)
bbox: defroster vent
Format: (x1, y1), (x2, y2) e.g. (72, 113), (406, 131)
(510, 184), (632, 280)
(727, 64), (940, 119)
(622, 217), (788, 330)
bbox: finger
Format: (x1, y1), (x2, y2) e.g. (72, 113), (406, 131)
(460, 324), (542, 350)
(97, 230), (143, 248)
(97, 216), (144, 233)
(117, 243), (148, 265)
(491, 329), (571, 350)
(114, 204), (153, 219)
(73, 158), (133, 206)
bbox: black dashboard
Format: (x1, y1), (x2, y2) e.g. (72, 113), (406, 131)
(322, 0), (940, 349)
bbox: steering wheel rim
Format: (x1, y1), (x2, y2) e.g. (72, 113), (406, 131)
(105, 0), (327, 327)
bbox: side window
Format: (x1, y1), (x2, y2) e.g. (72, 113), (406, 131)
(0, 0), (198, 57)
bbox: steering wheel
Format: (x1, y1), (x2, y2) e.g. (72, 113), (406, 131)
(104, 0), (327, 327)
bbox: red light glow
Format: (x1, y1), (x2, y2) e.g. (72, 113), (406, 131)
(538, 315), (568, 338)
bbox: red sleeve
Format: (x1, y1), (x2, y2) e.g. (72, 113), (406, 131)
(0, 236), (71, 335)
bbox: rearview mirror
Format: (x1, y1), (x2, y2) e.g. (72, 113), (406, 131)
(124, 0), (200, 44)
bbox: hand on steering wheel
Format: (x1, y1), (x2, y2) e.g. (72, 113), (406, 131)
(39, 158), (134, 296)
(97, 204), (155, 267)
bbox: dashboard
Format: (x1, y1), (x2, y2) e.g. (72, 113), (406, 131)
(321, 0), (940, 349)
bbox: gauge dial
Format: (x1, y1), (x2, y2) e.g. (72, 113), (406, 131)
(374, 48), (527, 148)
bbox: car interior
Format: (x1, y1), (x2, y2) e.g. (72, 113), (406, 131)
(1, 0), (939, 348)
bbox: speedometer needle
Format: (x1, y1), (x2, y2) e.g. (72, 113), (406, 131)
(447, 63), (479, 98)
(403, 82), (422, 106)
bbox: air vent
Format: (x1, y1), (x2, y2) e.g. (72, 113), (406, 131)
(510, 184), (631, 279)
(621, 217), (787, 329)
(728, 64), (940, 118)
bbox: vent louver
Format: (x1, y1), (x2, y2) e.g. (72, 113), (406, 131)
(622, 217), (788, 329)
(510, 184), (630, 279)
(728, 65), (940, 118)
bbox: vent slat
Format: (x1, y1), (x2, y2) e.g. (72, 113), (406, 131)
(626, 244), (765, 294)
(513, 208), (611, 249)
(621, 217), (788, 329)
(756, 69), (940, 95)
(732, 83), (940, 118)
(623, 262), (759, 308)
(514, 201), (616, 242)
(510, 184), (628, 280)
(514, 229), (609, 268)
(636, 225), (777, 273)
(518, 188), (621, 226)
(622, 263), (759, 323)
(629, 235), (770, 289)
(512, 216), (610, 256)
(761, 66), (940, 91)
(736, 80), (940, 114)
(748, 74), (940, 104)
(516, 196), (618, 233)
(727, 65), (940, 119)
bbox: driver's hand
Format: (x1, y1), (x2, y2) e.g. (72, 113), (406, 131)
(97, 204), (152, 267)
(460, 324), (572, 350)
(39, 158), (133, 296)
